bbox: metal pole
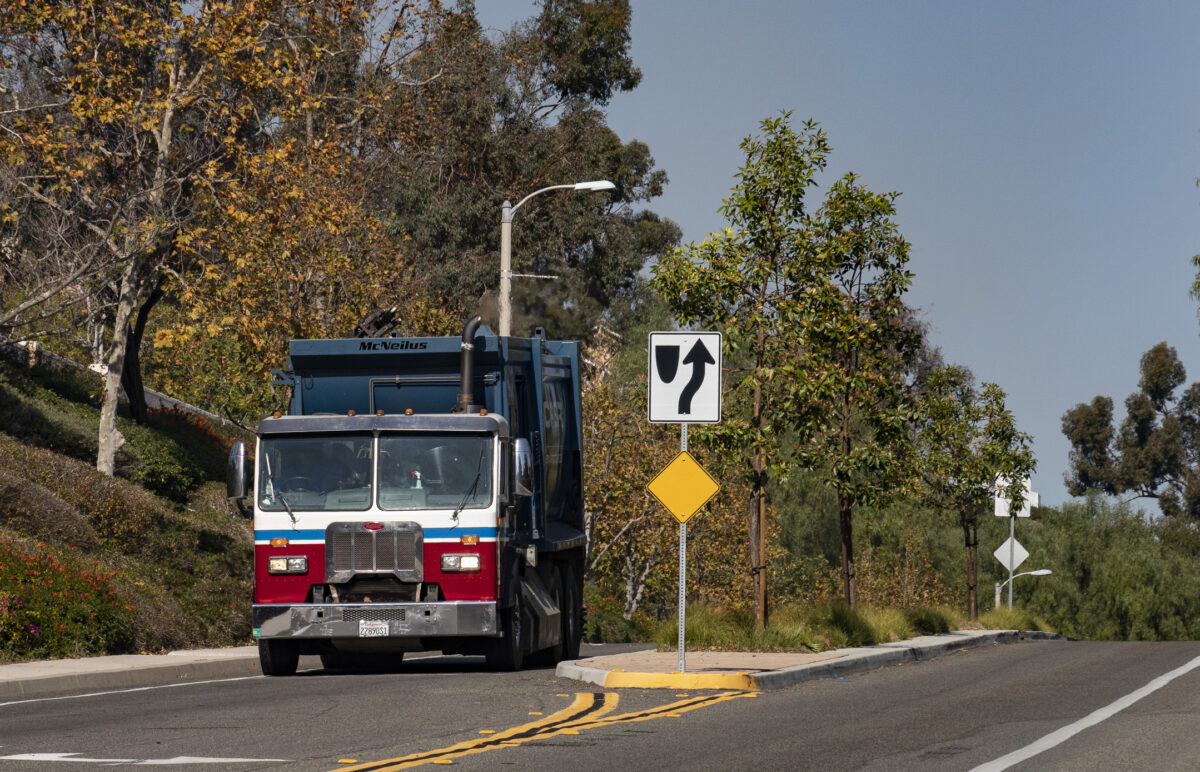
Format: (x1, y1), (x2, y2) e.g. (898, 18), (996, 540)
(995, 582), (1001, 610)
(678, 422), (688, 673)
(1007, 514), (1015, 609)
(499, 201), (513, 338)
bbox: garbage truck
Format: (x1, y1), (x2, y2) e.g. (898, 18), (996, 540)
(227, 316), (586, 675)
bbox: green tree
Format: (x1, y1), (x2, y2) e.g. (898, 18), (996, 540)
(915, 364), (1036, 619)
(1063, 342), (1200, 518)
(652, 113), (830, 627)
(378, 2), (678, 339)
(793, 173), (920, 610)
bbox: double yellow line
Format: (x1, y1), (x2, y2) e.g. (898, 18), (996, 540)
(334, 690), (756, 770)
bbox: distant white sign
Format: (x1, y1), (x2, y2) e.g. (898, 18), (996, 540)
(648, 332), (722, 424)
(995, 477), (1038, 518)
(994, 537), (1029, 573)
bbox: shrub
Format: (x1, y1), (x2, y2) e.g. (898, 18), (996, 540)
(904, 606), (959, 635)
(119, 427), (205, 504)
(0, 538), (135, 661)
(583, 584), (654, 643)
(978, 607), (1049, 633)
(827, 602), (877, 647)
(860, 606), (911, 643)
(0, 468), (100, 549)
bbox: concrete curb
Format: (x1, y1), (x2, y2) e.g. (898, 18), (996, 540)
(752, 629), (1062, 690)
(555, 630), (1065, 691)
(0, 646), (261, 701)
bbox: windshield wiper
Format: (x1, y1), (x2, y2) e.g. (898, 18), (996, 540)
(263, 451), (298, 528)
(451, 448), (486, 526)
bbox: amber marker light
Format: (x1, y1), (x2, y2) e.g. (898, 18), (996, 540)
(405, 408), (414, 415)
(460, 534), (479, 545)
(270, 538), (289, 547)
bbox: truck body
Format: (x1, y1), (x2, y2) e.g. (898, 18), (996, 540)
(228, 318), (585, 674)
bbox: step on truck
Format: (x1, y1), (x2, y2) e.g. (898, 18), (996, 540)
(227, 316), (586, 675)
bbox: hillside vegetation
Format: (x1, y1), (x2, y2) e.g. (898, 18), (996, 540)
(0, 353), (253, 662)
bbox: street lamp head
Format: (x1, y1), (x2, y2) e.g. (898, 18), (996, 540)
(573, 180), (616, 192)
(1029, 569), (1052, 576)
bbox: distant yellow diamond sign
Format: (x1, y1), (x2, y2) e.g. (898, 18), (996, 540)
(647, 451), (720, 524)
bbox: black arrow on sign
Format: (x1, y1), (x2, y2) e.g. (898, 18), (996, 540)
(679, 339), (715, 415)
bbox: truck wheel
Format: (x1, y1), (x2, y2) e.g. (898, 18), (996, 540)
(486, 591), (524, 671)
(258, 640), (299, 676)
(560, 564), (583, 661)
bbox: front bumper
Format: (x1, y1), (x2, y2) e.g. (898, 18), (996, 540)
(253, 601), (498, 640)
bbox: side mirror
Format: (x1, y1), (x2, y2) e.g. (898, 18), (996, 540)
(227, 441), (251, 501)
(512, 437), (534, 498)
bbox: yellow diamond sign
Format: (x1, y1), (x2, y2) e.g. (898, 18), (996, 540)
(647, 451), (720, 524)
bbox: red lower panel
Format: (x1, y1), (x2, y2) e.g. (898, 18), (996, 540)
(424, 542), (498, 601)
(254, 542), (498, 603)
(255, 544), (325, 604)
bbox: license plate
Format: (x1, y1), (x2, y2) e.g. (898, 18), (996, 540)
(358, 620), (389, 637)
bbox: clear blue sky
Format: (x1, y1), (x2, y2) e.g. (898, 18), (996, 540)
(478, 1), (1200, 508)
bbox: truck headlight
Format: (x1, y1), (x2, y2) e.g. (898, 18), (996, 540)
(268, 556), (308, 574)
(441, 554), (481, 573)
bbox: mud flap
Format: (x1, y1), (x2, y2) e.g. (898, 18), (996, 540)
(519, 570), (562, 653)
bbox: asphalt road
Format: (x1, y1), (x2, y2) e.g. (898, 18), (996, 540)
(2, 639), (1200, 770)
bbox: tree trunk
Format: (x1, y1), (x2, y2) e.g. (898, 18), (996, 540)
(749, 459), (767, 629)
(839, 495), (856, 609)
(962, 511), (979, 620)
(749, 305), (769, 630)
(838, 389), (857, 609)
(120, 283), (164, 425)
(97, 259), (146, 475)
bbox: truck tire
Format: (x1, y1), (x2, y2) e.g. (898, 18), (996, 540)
(560, 563), (583, 661)
(486, 591), (524, 671)
(258, 640), (299, 676)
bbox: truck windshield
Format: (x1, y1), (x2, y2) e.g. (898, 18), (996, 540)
(259, 434), (373, 512)
(378, 433), (493, 511)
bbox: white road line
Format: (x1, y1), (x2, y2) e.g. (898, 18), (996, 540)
(0, 752), (288, 765)
(972, 654), (1200, 771)
(0, 650), (469, 709)
(0, 675), (264, 709)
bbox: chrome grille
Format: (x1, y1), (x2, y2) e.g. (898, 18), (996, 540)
(326, 522), (422, 584)
(343, 607), (407, 624)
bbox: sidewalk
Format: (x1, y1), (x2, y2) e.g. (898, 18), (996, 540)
(0, 630), (1063, 701)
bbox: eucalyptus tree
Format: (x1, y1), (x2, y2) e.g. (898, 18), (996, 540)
(1063, 341), (1200, 518)
(379, 1), (678, 339)
(792, 173), (921, 610)
(653, 114), (831, 626)
(916, 364), (1036, 619)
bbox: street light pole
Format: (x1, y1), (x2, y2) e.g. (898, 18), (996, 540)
(499, 180), (615, 337)
(995, 568), (1052, 610)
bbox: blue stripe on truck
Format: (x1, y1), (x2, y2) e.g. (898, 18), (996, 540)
(254, 527), (498, 543)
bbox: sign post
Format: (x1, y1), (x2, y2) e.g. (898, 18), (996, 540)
(647, 332), (722, 673)
(994, 478), (1038, 609)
